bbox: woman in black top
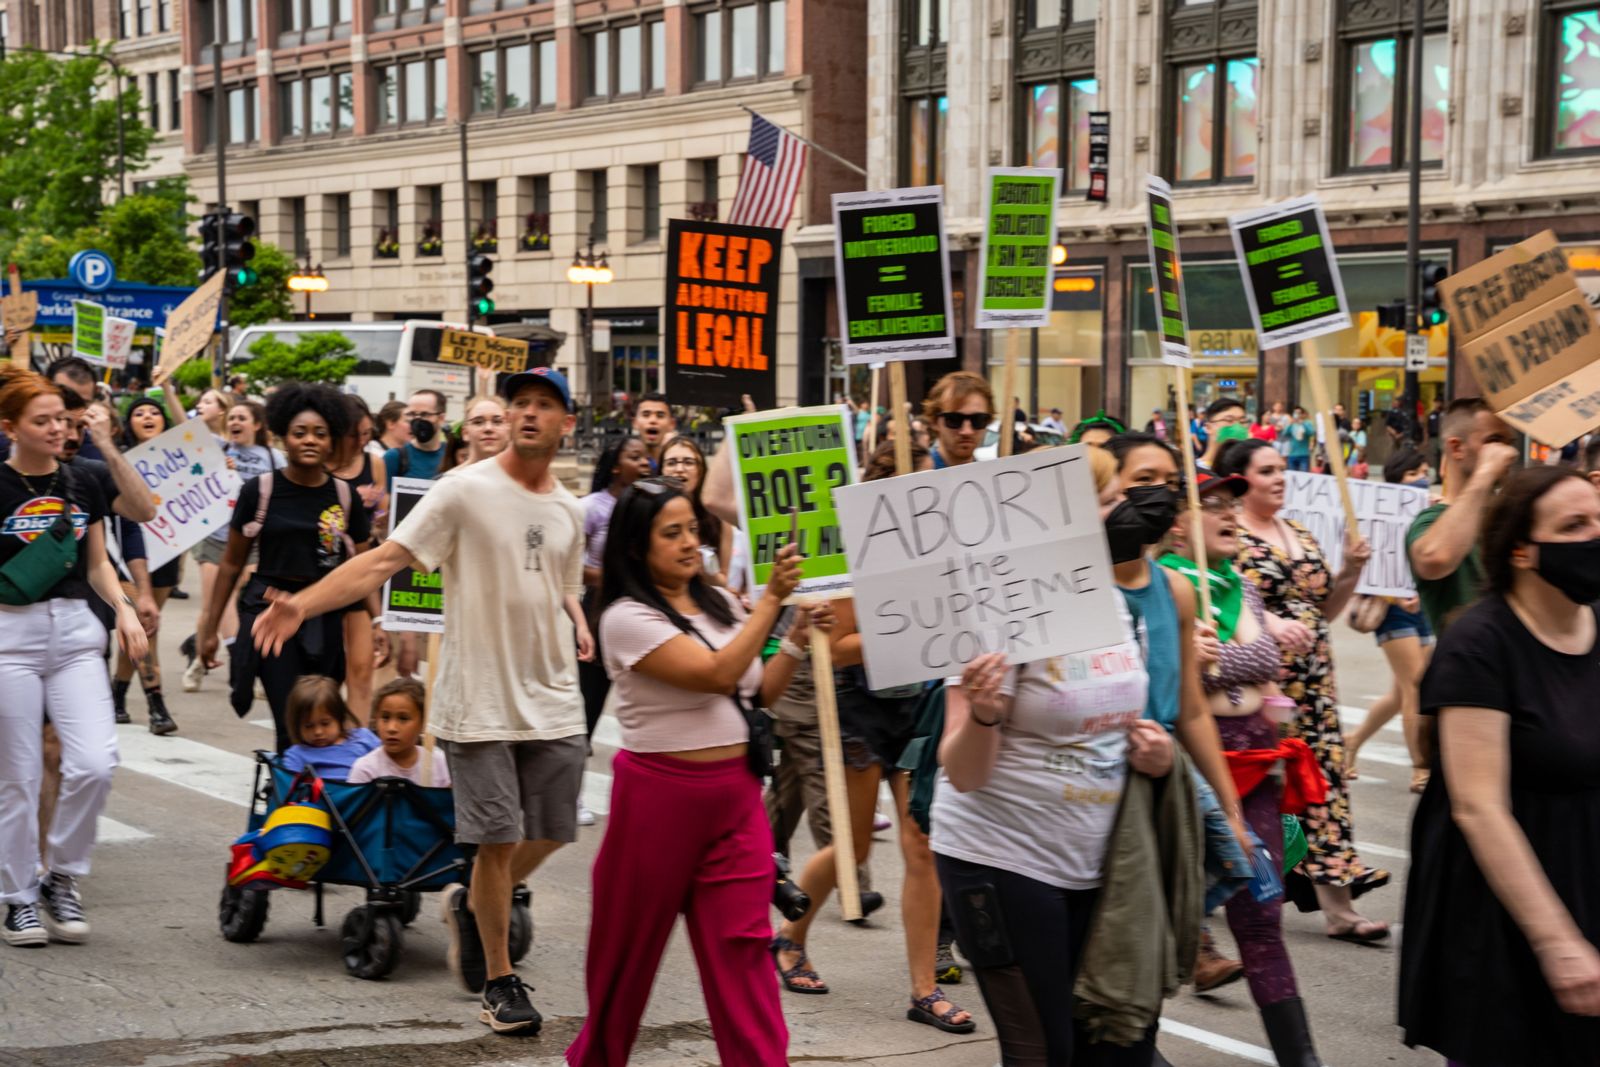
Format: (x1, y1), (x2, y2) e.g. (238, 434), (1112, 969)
(1400, 466), (1600, 1064)
(197, 383), (373, 752)
(328, 394), (385, 723)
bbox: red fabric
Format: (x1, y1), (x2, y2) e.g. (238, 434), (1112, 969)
(1224, 738), (1328, 814)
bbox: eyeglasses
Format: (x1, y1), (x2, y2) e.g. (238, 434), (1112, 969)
(939, 412), (993, 431)
(661, 456), (698, 470)
(404, 409), (442, 420)
(1199, 498), (1241, 515)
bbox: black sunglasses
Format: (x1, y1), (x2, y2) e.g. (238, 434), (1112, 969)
(939, 412), (993, 431)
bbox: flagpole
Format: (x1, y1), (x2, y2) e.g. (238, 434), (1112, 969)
(738, 104), (867, 179)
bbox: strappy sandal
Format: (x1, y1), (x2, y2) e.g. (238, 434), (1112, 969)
(769, 935), (829, 994)
(906, 987), (976, 1033)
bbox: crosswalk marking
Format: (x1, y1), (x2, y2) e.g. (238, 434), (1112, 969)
(1356, 840), (1409, 860)
(97, 816), (153, 843)
(115, 724), (257, 809)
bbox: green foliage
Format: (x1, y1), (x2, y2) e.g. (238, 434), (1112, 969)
(0, 180), (199, 288)
(235, 331), (359, 391)
(227, 242), (295, 328)
(172, 358), (216, 393)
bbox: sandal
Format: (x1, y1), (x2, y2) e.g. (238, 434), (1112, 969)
(1410, 769), (1430, 794)
(1327, 918), (1390, 945)
(906, 987), (976, 1034)
(769, 936), (829, 994)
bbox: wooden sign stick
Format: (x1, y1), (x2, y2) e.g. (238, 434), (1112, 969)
(890, 362), (912, 477)
(809, 620), (860, 920)
(1172, 367), (1213, 622)
(864, 364), (882, 456)
(1299, 342), (1360, 532)
(421, 632), (442, 788)
(997, 341), (1020, 459)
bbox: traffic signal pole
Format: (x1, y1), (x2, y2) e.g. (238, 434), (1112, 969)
(460, 122), (472, 334)
(1403, 0), (1423, 442)
(212, 0), (229, 386)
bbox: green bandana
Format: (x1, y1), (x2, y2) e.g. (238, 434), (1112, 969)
(1157, 551), (1245, 643)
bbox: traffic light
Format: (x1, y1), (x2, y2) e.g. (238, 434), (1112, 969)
(223, 212), (257, 290)
(468, 252), (495, 317)
(1419, 260), (1448, 328)
(198, 212), (222, 282)
(1376, 300), (1407, 332)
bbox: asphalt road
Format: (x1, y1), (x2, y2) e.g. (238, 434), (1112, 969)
(0, 591), (1439, 1067)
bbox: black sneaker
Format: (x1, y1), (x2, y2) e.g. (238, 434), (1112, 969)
(479, 973), (542, 1034)
(2, 903), (48, 947)
(442, 884), (487, 994)
(39, 872), (89, 943)
(847, 890), (886, 926)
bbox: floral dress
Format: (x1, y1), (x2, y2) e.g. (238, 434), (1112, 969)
(1236, 519), (1389, 908)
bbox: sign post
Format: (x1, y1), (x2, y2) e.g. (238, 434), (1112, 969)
(664, 218), (783, 410)
(381, 477), (446, 787)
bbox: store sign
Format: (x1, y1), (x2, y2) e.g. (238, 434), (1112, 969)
(1087, 112), (1110, 202)
(1228, 196), (1352, 348)
(832, 186), (955, 366)
(976, 168), (1061, 330)
(1143, 176), (1191, 368)
(664, 218), (782, 409)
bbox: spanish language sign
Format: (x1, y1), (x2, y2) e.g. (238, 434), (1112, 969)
(1436, 230), (1600, 446)
(436, 329), (529, 375)
(976, 168), (1061, 330)
(1144, 176), (1191, 368)
(382, 477), (444, 634)
(726, 405), (857, 599)
(832, 186), (955, 365)
(73, 300), (106, 363)
(665, 218), (783, 409)
(126, 424), (243, 570)
(1228, 196), (1352, 348)
(1282, 470), (1429, 598)
(833, 445), (1119, 690)
(153, 272), (224, 385)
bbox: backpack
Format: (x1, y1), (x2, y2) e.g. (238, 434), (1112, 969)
(227, 771), (334, 890)
(895, 684), (947, 836)
(241, 471), (356, 560)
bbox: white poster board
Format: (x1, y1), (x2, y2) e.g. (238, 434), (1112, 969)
(832, 445), (1120, 690)
(1281, 469), (1430, 598)
(127, 424), (243, 569)
(104, 315), (136, 370)
(382, 477), (445, 633)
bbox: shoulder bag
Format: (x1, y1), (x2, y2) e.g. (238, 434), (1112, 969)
(0, 466), (81, 606)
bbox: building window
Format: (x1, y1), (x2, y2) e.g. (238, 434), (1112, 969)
(198, 0), (257, 57)
(1334, 1), (1448, 172)
(289, 197), (310, 259)
(651, 21), (667, 91)
(379, 56), (448, 126)
(280, 72), (355, 139)
(1022, 80), (1100, 189)
(586, 170), (609, 242)
(693, 2), (785, 84)
(469, 0), (537, 11)
(1163, 0), (1259, 185)
(169, 70), (182, 131)
(1013, 0), (1097, 191)
(418, 185), (445, 253)
(637, 164), (660, 243)
(692, 157), (720, 219)
(279, 0), (353, 44)
(159, 0), (171, 31)
(1541, 2), (1600, 156)
(472, 39), (556, 114)
(909, 0), (950, 44)
(377, 189), (401, 254)
(900, 0), (948, 186)
(333, 193), (352, 258)
(1026, 0), (1097, 27)
(476, 180), (499, 245)
(374, 0), (445, 30)
(147, 73), (161, 130)
(215, 84), (259, 146)
(901, 94), (948, 186)
(583, 21), (663, 100)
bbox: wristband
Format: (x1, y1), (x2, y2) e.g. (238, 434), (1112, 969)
(778, 637), (810, 661)
(971, 712), (1003, 728)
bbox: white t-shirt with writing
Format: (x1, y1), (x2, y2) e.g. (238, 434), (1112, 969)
(390, 458), (586, 743)
(930, 599), (1148, 890)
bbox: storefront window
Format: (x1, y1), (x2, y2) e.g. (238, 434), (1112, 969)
(987, 269), (1105, 426)
(1129, 261), (1259, 425)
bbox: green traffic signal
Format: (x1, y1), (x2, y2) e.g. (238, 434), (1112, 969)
(234, 267), (259, 287)
(474, 297), (495, 316)
(1423, 307), (1447, 327)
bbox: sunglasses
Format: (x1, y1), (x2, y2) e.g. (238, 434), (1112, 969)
(939, 412), (993, 431)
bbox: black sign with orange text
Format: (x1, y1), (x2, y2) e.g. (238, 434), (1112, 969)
(665, 218), (782, 410)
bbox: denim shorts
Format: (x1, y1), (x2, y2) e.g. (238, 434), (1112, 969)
(1375, 601), (1434, 646)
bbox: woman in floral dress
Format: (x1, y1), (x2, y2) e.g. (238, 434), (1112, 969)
(1217, 439), (1392, 943)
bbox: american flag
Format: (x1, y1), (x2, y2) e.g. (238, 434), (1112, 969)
(727, 113), (808, 230)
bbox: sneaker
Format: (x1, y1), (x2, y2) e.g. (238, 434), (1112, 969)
(576, 799), (596, 827)
(934, 941), (962, 984)
(479, 973), (542, 1034)
(873, 812), (893, 833)
(182, 656), (205, 693)
(38, 873), (89, 944)
(442, 883), (488, 994)
(2, 903), (48, 947)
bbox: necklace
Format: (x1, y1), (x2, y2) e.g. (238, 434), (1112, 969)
(6, 461), (59, 498)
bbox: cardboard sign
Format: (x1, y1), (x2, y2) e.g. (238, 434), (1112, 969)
(832, 445), (1120, 690)
(1144, 176), (1191, 367)
(153, 272), (224, 385)
(832, 186), (955, 366)
(73, 301), (106, 363)
(1, 291), (38, 339)
(665, 219), (783, 409)
(725, 405), (858, 599)
(436, 328), (529, 375)
(382, 477), (444, 634)
(976, 168), (1061, 330)
(126, 424), (243, 570)
(1228, 196), (1352, 348)
(104, 315), (136, 370)
(1281, 470), (1430, 598)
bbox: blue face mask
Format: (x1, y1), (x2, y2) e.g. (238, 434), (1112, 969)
(1407, 476), (1431, 489)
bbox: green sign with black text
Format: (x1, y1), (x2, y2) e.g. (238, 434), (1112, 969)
(977, 167), (1061, 329)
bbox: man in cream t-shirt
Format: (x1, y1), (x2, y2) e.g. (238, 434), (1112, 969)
(250, 367), (586, 1036)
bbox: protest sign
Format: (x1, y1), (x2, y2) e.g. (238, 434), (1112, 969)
(104, 315), (135, 370)
(1228, 196), (1352, 348)
(153, 272), (224, 385)
(976, 168), (1061, 330)
(832, 186), (955, 365)
(382, 477), (445, 633)
(833, 445), (1120, 690)
(1144, 176), (1192, 368)
(725, 405), (858, 599)
(665, 218), (783, 409)
(126, 424), (243, 570)
(2, 265), (37, 347)
(1435, 230), (1600, 446)
(436, 328), (529, 374)
(1281, 470), (1430, 598)
(73, 301), (106, 363)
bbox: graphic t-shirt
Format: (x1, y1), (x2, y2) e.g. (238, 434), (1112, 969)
(0, 462), (106, 601)
(1287, 419), (1314, 458)
(1406, 502), (1484, 635)
(383, 443), (445, 491)
(206, 444), (281, 545)
(230, 473), (371, 583)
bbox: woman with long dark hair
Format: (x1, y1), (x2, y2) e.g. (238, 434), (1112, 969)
(566, 478), (819, 1067)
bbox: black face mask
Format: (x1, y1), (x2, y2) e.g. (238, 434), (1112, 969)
(1125, 484), (1180, 542)
(410, 417), (437, 445)
(1533, 538), (1600, 604)
(1104, 500), (1151, 564)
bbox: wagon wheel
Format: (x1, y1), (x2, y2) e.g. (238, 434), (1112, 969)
(340, 906), (403, 979)
(509, 902), (533, 964)
(219, 884), (270, 943)
(399, 890), (423, 926)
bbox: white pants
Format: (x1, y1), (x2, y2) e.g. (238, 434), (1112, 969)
(0, 599), (119, 905)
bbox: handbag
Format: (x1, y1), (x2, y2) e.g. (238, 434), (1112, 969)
(683, 623), (773, 780)
(0, 467), (80, 606)
(1347, 594), (1388, 634)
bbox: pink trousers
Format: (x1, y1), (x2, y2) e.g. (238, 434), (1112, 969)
(566, 750), (787, 1067)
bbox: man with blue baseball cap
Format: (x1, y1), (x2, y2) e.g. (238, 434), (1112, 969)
(251, 366), (590, 1035)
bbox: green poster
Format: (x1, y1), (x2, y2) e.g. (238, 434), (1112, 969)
(977, 167), (1061, 329)
(73, 300), (106, 364)
(725, 405), (859, 598)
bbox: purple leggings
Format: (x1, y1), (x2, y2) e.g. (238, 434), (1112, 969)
(1217, 713), (1299, 1008)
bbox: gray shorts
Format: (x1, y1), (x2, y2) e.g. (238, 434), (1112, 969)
(441, 734), (586, 845)
(190, 537), (226, 567)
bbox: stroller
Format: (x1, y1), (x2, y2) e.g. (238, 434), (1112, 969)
(218, 751), (532, 979)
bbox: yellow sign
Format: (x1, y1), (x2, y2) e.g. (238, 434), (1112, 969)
(436, 329), (529, 374)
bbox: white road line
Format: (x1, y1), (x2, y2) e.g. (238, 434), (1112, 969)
(1346, 741), (1414, 768)
(1158, 1019), (1285, 1065)
(1338, 705), (1402, 734)
(115, 725), (257, 809)
(97, 816), (153, 844)
(1355, 840), (1410, 860)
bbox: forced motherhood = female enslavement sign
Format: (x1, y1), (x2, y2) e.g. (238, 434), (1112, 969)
(832, 445), (1119, 690)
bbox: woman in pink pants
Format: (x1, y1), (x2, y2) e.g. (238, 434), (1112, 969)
(567, 477), (824, 1067)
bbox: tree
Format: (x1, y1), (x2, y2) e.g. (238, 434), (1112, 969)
(235, 331), (359, 391)
(0, 180), (199, 287)
(227, 242), (295, 327)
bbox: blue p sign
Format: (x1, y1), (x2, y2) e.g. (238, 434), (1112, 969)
(69, 250), (117, 293)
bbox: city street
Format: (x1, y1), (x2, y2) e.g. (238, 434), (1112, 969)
(3, 592), (1437, 1067)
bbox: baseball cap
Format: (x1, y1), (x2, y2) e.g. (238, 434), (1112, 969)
(1193, 471), (1248, 497)
(501, 366), (573, 411)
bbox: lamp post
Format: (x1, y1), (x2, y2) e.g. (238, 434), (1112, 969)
(566, 239), (614, 410)
(287, 263), (328, 320)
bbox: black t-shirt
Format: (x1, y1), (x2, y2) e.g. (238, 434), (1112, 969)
(0, 462), (108, 601)
(230, 472), (371, 584)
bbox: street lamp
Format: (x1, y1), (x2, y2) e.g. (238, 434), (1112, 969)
(287, 263), (328, 320)
(566, 239), (614, 410)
